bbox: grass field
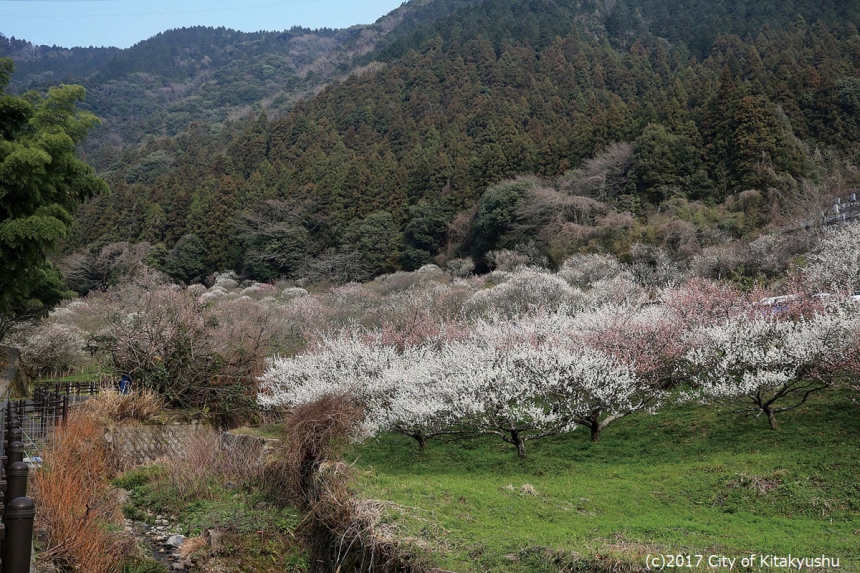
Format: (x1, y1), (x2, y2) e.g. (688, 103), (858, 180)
(352, 391), (860, 572)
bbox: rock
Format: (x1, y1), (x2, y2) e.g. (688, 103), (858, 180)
(207, 529), (224, 553)
(171, 563), (185, 571)
(166, 535), (185, 548)
(254, 502), (267, 510)
(114, 488), (131, 505)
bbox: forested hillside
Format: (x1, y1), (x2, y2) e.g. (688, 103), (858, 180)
(12, 0), (860, 285)
(0, 1), (465, 155)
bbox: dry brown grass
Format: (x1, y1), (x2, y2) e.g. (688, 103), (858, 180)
(162, 427), (266, 501)
(31, 411), (135, 573)
(266, 395), (420, 571)
(82, 385), (165, 423)
(178, 536), (208, 559)
(267, 393), (364, 508)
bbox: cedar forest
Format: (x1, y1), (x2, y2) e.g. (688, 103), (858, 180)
(5, 0), (860, 286)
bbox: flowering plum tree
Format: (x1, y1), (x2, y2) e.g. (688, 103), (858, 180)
(511, 340), (659, 442)
(804, 224), (860, 294)
(257, 336), (399, 413)
(583, 305), (687, 391)
(438, 339), (578, 457)
(259, 331), (598, 456)
(686, 304), (858, 429)
(472, 308), (668, 442)
(259, 337), (457, 446)
(370, 345), (468, 448)
(464, 268), (583, 318)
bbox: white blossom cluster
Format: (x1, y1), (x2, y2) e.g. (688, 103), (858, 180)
(685, 300), (860, 426)
(258, 325), (652, 455)
(804, 223), (860, 293)
(463, 268), (584, 318)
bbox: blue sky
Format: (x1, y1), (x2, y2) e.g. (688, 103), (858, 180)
(0, 0), (406, 48)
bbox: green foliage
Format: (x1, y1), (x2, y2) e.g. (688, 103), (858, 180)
(162, 234), (207, 284)
(400, 245), (435, 271)
(634, 123), (708, 201)
(117, 463), (309, 571)
(0, 58), (106, 339)
(837, 77), (860, 140)
(113, 465), (161, 491)
(121, 558), (169, 573)
(404, 201), (452, 253)
(353, 392), (860, 571)
(32, 2), (860, 282)
(470, 179), (530, 266)
(342, 211), (402, 275)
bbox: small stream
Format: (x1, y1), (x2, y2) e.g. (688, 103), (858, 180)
(125, 516), (187, 571)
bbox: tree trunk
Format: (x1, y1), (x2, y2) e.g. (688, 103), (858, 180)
(511, 430), (527, 458)
(590, 423), (601, 443)
(763, 407), (779, 431)
(412, 433), (427, 449)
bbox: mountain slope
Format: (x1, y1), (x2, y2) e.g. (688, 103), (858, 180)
(23, 0), (860, 283)
(1, 0), (471, 154)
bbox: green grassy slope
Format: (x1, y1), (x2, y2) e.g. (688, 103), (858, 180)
(352, 392), (860, 572)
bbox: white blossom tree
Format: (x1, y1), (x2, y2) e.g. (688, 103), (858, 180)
(508, 338), (659, 442)
(258, 336), (400, 433)
(439, 339), (578, 458)
(259, 306), (671, 456)
(686, 303), (858, 430)
(364, 344), (465, 448)
(804, 223), (860, 294)
(259, 336), (460, 447)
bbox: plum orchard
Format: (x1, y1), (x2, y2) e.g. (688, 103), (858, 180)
(259, 330), (652, 457)
(259, 273), (860, 455)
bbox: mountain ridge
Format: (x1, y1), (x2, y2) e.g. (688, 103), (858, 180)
(0, 0), (472, 151)
(5, 0), (860, 285)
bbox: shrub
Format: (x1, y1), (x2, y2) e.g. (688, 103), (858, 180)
(464, 268), (583, 318)
(88, 272), (283, 424)
(628, 243), (686, 287)
(162, 427), (265, 501)
(686, 305), (859, 430)
(267, 393), (364, 507)
(445, 257), (476, 278)
(32, 412), (135, 573)
(558, 253), (625, 288)
(485, 248), (531, 271)
(804, 224), (860, 294)
(59, 242), (151, 295)
(82, 386), (165, 423)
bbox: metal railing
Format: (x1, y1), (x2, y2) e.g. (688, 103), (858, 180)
(823, 193), (860, 226)
(1, 394), (69, 449)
